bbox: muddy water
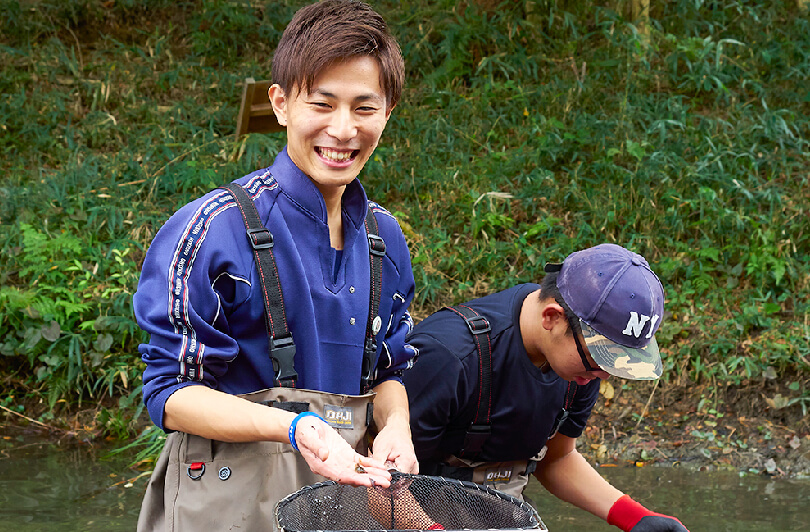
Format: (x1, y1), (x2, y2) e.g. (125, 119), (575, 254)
(0, 435), (808, 531)
(526, 466), (810, 531)
(0, 436), (142, 531)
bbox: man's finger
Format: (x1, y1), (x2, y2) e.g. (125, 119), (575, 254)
(342, 470), (391, 488)
(358, 454), (391, 472)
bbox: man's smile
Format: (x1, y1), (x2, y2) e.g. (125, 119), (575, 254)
(317, 147), (359, 164)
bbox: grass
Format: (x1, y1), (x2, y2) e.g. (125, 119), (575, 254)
(0, 0), (808, 437)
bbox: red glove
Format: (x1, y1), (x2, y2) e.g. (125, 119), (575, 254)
(426, 524), (445, 530)
(607, 495), (689, 532)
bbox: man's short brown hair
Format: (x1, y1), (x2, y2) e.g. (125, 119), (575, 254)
(272, 0), (404, 110)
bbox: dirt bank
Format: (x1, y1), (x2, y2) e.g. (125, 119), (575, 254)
(579, 378), (810, 478)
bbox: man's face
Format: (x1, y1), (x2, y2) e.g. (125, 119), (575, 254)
(552, 331), (611, 385)
(270, 56), (391, 195)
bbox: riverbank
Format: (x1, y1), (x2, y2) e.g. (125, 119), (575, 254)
(579, 378), (810, 478)
(2, 379), (808, 480)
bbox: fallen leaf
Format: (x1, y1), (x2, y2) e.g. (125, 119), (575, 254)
(600, 380), (615, 399)
(764, 394), (792, 409)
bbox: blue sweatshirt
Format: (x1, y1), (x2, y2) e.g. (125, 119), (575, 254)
(134, 148), (416, 431)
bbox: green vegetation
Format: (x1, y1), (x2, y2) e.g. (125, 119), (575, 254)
(1, 0), (808, 440)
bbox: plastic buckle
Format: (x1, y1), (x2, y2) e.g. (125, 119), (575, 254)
(247, 227), (273, 250)
(460, 424), (491, 456)
(361, 338), (376, 385)
(464, 315), (491, 335)
(368, 234), (386, 256)
(549, 409), (569, 439)
(271, 335), (298, 382)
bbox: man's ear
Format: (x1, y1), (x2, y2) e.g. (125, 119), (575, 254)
(268, 84), (288, 126)
(539, 300), (566, 332)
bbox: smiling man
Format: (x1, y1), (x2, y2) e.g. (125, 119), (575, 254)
(134, 2), (417, 531)
(403, 243), (690, 532)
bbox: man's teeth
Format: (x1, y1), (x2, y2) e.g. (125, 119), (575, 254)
(320, 148), (353, 161)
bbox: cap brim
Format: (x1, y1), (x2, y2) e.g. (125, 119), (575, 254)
(580, 320), (662, 380)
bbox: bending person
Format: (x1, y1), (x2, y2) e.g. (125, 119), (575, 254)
(403, 243), (689, 532)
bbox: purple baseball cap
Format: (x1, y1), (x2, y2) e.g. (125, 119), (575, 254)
(556, 243), (665, 380)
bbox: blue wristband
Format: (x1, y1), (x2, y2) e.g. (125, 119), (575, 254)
(288, 411), (325, 452)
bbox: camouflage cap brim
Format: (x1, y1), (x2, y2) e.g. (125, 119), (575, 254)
(580, 320), (662, 380)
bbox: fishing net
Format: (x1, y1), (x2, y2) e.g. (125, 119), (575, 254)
(276, 471), (546, 531)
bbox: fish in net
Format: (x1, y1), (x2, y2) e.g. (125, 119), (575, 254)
(276, 471), (547, 531)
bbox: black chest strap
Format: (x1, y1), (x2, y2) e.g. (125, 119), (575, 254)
(363, 206), (386, 393)
(445, 304), (493, 459)
(222, 183), (298, 388)
(223, 183), (385, 391)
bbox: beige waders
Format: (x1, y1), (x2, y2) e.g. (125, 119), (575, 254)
(136, 387), (374, 532)
(437, 455), (538, 500)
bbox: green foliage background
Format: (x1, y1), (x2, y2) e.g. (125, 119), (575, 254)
(1, 0), (808, 435)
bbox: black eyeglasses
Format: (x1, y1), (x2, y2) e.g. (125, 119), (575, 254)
(568, 316), (600, 373)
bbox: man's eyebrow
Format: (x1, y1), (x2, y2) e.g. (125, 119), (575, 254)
(311, 89), (385, 104)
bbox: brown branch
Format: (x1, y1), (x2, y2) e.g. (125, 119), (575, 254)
(0, 404), (64, 433)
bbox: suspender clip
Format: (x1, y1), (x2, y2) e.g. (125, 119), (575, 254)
(247, 227), (273, 250)
(368, 233), (386, 256)
(271, 335), (298, 383)
(460, 423), (491, 457)
(463, 314), (491, 335)
(360, 337), (377, 391)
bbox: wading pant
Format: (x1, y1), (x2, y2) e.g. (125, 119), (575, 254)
(136, 387), (374, 532)
(430, 455), (537, 499)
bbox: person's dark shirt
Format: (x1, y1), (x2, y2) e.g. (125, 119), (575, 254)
(403, 284), (600, 463)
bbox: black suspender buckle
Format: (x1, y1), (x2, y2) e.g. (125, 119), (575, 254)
(463, 314), (491, 335)
(260, 400), (310, 414)
(247, 227), (274, 250)
(271, 335), (298, 383)
(367, 233), (386, 257)
(460, 423), (491, 457)
(360, 337), (376, 391)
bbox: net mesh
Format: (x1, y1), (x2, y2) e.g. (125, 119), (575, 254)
(276, 472), (546, 532)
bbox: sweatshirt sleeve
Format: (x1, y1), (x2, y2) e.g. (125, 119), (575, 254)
(133, 192), (251, 431)
(368, 203), (417, 385)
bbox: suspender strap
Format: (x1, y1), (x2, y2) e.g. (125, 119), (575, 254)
(445, 304), (493, 458)
(563, 381), (577, 409)
(550, 381), (578, 438)
(362, 205), (386, 393)
(221, 183), (298, 388)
